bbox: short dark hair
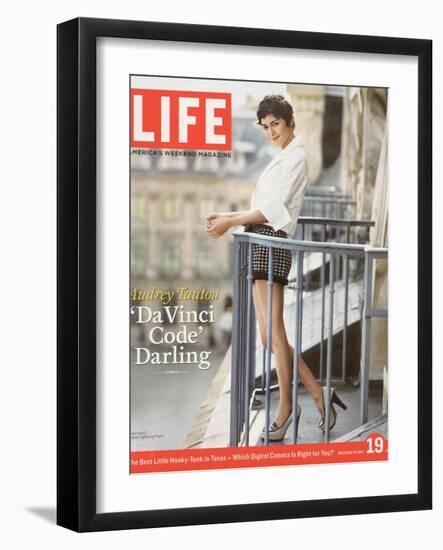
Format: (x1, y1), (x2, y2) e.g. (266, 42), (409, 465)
(256, 94), (295, 128)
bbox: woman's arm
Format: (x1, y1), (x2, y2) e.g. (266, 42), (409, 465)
(206, 210), (252, 222)
(206, 209), (267, 238)
(229, 210), (267, 226)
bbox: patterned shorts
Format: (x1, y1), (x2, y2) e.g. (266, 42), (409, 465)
(244, 224), (293, 286)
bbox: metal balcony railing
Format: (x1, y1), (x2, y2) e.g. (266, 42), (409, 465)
(302, 196), (356, 219)
(294, 217), (375, 382)
(229, 221), (388, 447)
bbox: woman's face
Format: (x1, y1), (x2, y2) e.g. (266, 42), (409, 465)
(259, 114), (294, 149)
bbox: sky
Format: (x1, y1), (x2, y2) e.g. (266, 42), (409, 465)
(131, 75), (288, 109)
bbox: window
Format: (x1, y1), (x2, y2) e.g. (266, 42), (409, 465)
(162, 238), (181, 277)
(131, 236), (145, 276)
(131, 196), (146, 220)
(162, 196), (181, 221)
(197, 239), (214, 277)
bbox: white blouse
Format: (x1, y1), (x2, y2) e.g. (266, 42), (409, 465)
(250, 134), (309, 235)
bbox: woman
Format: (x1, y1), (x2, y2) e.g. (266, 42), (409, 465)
(206, 94), (346, 441)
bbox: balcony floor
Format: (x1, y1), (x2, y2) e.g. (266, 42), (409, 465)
(247, 381), (386, 446)
(187, 343), (387, 449)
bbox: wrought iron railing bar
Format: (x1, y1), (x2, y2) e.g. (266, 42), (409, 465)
(238, 243), (245, 443)
(264, 248), (274, 446)
(292, 250), (303, 443)
(297, 217), (375, 228)
(304, 197), (357, 205)
(305, 191), (352, 200)
(237, 234), (384, 258)
(320, 224), (326, 383)
(240, 242), (247, 443)
(243, 242), (254, 447)
(230, 237), (241, 447)
(250, 317), (256, 407)
(262, 348), (266, 392)
(342, 224), (351, 383)
(300, 256), (304, 351)
(364, 247), (389, 256)
(366, 309), (388, 318)
(239, 243), (247, 440)
(300, 225), (305, 352)
(242, 244), (249, 440)
(334, 224), (341, 279)
(324, 252), (336, 443)
(361, 250), (388, 425)
(360, 252), (373, 425)
(236, 232), (368, 256)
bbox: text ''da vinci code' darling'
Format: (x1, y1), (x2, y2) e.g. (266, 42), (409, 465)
(131, 305), (215, 370)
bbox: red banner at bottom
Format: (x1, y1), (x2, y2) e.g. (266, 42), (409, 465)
(131, 434), (388, 474)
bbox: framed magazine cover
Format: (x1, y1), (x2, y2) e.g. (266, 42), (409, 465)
(57, 17), (432, 531)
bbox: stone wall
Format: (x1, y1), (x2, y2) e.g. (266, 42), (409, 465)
(288, 84), (326, 184)
(341, 87), (387, 221)
(340, 87), (388, 380)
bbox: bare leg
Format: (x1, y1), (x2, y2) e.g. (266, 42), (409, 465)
(253, 281), (294, 426)
(288, 345), (324, 415)
(254, 280), (324, 421)
(253, 281), (292, 422)
(252, 283), (267, 348)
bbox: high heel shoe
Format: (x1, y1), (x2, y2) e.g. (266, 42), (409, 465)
(261, 404), (302, 441)
(318, 387), (347, 432)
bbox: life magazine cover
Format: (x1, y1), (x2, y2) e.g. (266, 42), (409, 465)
(130, 75), (388, 474)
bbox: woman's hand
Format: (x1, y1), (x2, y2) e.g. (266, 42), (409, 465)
(206, 212), (223, 225)
(206, 217), (232, 238)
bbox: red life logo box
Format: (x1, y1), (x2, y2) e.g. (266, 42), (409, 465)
(131, 89), (232, 150)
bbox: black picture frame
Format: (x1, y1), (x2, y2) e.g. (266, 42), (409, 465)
(57, 17), (432, 532)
